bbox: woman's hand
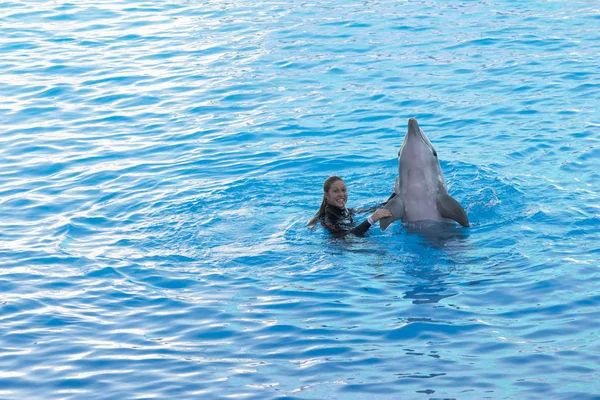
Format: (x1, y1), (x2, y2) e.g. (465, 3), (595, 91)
(371, 208), (393, 223)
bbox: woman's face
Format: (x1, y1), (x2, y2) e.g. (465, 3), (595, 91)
(325, 180), (347, 208)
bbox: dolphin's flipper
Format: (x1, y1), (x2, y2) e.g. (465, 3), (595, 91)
(380, 196), (405, 231)
(437, 194), (470, 227)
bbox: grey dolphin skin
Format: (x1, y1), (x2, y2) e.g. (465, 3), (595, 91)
(380, 118), (469, 231)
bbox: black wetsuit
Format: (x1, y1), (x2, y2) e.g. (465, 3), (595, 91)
(321, 193), (397, 238)
(321, 204), (372, 238)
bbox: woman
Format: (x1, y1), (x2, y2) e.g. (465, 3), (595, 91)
(308, 176), (395, 237)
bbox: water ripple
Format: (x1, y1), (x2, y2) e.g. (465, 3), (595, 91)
(1, 0), (599, 399)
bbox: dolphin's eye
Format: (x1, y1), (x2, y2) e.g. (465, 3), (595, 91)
(433, 150), (438, 157)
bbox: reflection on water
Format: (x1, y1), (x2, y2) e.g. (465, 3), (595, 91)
(403, 220), (470, 250)
(403, 281), (457, 305)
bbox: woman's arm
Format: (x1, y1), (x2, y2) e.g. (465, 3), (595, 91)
(350, 208), (393, 237)
(322, 205), (393, 237)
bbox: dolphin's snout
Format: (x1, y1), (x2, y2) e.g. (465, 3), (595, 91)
(408, 117), (419, 130)
(407, 117), (420, 136)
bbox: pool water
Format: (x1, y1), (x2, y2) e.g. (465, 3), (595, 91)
(1, 1), (599, 399)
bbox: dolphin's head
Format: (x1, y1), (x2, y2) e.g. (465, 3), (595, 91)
(398, 118), (446, 195)
(381, 118), (469, 230)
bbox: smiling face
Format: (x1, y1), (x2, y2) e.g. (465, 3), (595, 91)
(325, 179), (348, 208)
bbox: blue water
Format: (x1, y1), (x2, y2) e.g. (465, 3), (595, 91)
(1, 1), (599, 399)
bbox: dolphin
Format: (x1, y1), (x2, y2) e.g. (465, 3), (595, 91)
(380, 118), (469, 231)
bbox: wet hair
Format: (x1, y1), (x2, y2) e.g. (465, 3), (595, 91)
(307, 176), (344, 227)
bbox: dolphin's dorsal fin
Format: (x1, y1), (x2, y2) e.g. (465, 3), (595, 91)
(380, 196), (405, 231)
(437, 194), (470, 227)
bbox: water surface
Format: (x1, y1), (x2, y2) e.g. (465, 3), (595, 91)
(1, 1), (599, 399)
